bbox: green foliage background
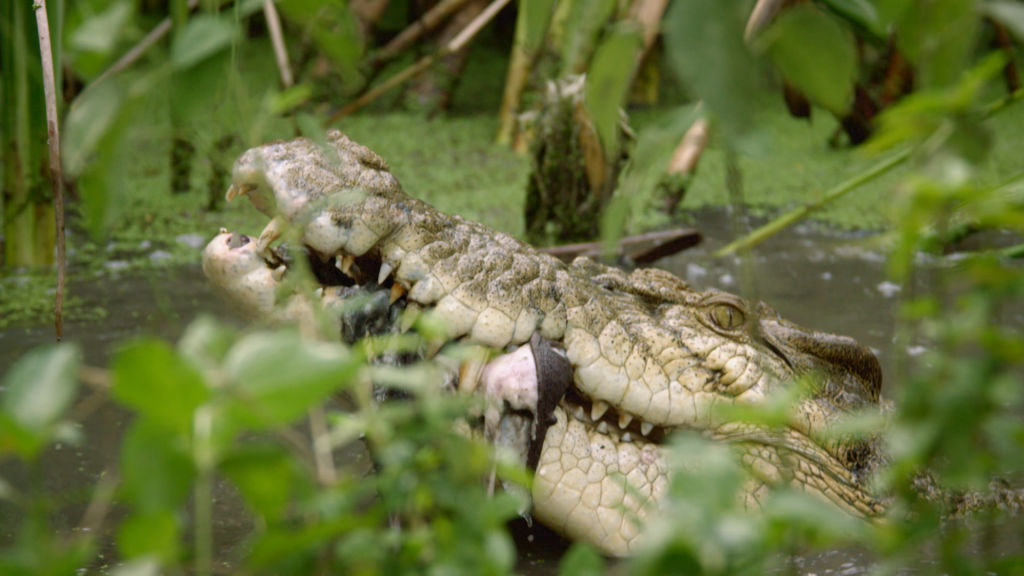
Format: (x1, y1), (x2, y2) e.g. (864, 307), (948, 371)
(2, 0), (1024, 574)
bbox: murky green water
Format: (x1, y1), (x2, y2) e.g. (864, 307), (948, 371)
(1, 209), (1020, 574)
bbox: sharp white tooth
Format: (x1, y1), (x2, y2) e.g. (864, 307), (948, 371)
(400, 304), (421, 333)
(597, 421), (609, 434)
(618, 413), (633, 429)
(225, 183), (254, 201)
(591, 401), (609, 421)
(378, 261), (394, 284)
(271, 265), (286, 281)
(621, 433), (633, 443)
(641, 422), (654, 436)
(573, 405), (586, 422)
(390, 283), (407, 305)
(459, 359), (486, 394)
(336, 254), (355, 276)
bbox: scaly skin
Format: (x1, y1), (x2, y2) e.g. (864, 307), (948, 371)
(204, 131), (887, 555)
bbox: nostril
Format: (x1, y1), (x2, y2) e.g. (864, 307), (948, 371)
(227, 233), (251, 249)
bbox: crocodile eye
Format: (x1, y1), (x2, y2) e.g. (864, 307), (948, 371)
(709, 302), (745, 330)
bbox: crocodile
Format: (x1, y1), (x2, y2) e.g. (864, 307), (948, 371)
(203, 131), (889, 555)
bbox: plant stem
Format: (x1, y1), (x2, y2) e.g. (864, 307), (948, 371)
(496, 0), (547, 147)
(309, 406), (337, 485)
(263, 0), (293, 88)
(78, 0), (200, 103)
(33, 0), (65, 341)
(194, 406), (215, 576)
(714, 149), (911, 257)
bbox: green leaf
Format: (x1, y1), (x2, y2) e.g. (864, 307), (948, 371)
(63, 81), (123, 177)
(0, 344), (81, 457)
(223, 331), (357, 429)
(117, 510), (180, 562)
(296, 113), (329, 145)
(663, 0), (763, 140)
(759, 6), (857, 115)
(112, 339), (210, 434)
(267, 84), (315, 115)
(277, 0), (365, 95)
(980, 1), (1024, 42)
(519, 0), (559, 53)
(558, 542), (605, 576)
(885, 0), (978, 89)
(560, 0), (617, 75)
(585, 26), (642, 161)
(221, 445), (308, 522)
(69, 1), (133, 55)
(170, 14), (238, 70)
(121, 419), (195, 512)
(762, 490), (867, 545)
(177, 315), (237, 373)
(818, 0), (884, 37)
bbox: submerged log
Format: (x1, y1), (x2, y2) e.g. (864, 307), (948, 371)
(540, 227), (701, 264)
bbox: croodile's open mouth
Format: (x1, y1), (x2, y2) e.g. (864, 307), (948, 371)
(202, 130), (891, 556)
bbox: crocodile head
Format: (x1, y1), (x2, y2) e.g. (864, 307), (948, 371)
(203, 132), (886, 556)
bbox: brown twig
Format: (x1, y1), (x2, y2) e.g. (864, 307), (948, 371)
(628, 0), (670, 55)
(990, 18), (1020, 94)
(744, 0), (786, 42)
(369, 0), (472, 68)
(541, 227), (702, 262)
(263, 0), (294, 88)
(308, 407), (337, 486)
(77, 0), (201, 103)
(33, 0), (65, 341)
(662, 116), (710, 215)
(327, 0), (513, 123)
(77, 470), (119, 542)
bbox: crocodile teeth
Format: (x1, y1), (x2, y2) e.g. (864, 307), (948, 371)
(458, 358), (486, 394)
(379, 261), (394, 284)
(272, 265), (287, 282)
(225, 182), (256, 201)
(597, 421), (609, 434)
(573, 405), (586, 422)
(618, 413), (633, 429)
(336, 254), (355, 276)
(591, 401), (609, 421)
(621, 433), (633, 443)
(399, 303), (420, 333)
(640, 422), (654, 436)
(390, 283), (407, 305)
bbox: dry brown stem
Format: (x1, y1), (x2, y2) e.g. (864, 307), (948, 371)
(328, 0), (513, 122)
(264, 0), (294, 88)
(33, 0), (65, 341)
(370, 0), (473, 67)
(666, 116), (709, 176)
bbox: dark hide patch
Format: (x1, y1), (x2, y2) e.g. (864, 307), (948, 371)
(527, 333), (574, 470)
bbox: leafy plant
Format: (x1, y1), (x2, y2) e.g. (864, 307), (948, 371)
(0, 318), (526, 575)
